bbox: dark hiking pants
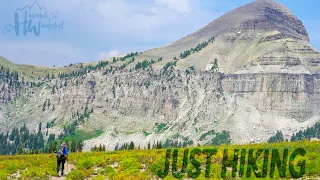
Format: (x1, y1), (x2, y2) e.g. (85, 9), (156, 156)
(57, 158), (66, 174)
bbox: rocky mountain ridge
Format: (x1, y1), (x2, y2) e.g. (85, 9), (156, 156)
(0, 0), (319, 150)
(1, 69), (319, 150)
(140, 0), (320, 74)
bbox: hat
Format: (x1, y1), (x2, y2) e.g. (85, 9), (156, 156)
(61, 142), (67, 147)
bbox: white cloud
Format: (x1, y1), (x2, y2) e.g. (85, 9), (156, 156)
(0, 0), (219, 66)
(93, 0), (178, 30)
(98, 50), (120, 60)
(43, 0), (208, 41)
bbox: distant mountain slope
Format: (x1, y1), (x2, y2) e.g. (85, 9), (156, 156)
(137, 0), (320, 73)
(0, 0), (319, 151)
(0, 56), (77, 80)
(1, 0), (320, 75)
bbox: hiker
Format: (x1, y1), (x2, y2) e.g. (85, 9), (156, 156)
(55, 142), (69, 176)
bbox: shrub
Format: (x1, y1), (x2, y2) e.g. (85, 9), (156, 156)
(66, 170), (84, 180)
(118, 157), (142, 172)
(77, 159), (94, 169)
(91, 174), (107, 180)
(103, 166), (115, 178)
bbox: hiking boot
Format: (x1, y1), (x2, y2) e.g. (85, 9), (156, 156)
(61, 172), (64, 176)
(56, 173), (59, 177)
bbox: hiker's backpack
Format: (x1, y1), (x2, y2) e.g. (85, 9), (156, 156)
(56, 147), (65, 159)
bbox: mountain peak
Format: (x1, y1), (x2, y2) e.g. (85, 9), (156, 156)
(227, 0), (308, 41)
(144, 0), (320, 73)
(171, 0), (308, 44)
(254, 0), (277, 5)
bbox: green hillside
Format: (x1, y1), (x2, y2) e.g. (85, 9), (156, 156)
(0, 56), (76, 80)
(0, 53), (153, 81)
(0, 141), (319, 179)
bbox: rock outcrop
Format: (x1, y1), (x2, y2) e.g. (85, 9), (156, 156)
(1, 70), (319, 150)
(141, 0), (320, 74)
(0, 0), (319, 150)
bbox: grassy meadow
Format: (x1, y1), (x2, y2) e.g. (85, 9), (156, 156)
(64, 130), (104, 142)
(0, 141), (319, 180)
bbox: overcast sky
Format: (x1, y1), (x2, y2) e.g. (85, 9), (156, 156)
(0, 0), (319, 67)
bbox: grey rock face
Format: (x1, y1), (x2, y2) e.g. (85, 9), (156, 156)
(0, 0), (319, 150)
(2, 70), (319, 150)
(143, 0), (320, 74)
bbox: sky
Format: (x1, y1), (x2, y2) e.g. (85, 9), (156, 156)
(0, 0), (319, 67)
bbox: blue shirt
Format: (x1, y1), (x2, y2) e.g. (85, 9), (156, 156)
(64, 147), (69, 155)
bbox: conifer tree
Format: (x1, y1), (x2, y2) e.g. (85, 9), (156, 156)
(129, 141), (135, 150)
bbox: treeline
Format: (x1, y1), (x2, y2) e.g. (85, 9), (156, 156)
(115, 141), (137, 151)
(58, 69), (88, 79)
(6, 52), (142, 82)
(119, 57), (135, 69)
(290, 122), (320, 141)
(0, 66), (21, 87)
(268, 122), (320, 143)
(113, 139), (194, 151)
(58, 52), (141, 79)
(173, 37), (215, 60)
(92, 131), (229, 152)
(0, 123), (84, 155)
(163, 61), (177, 71)
(91, 144), (106, 152)
(58, 105), (94, 140)
(114, 52), (140, 62)
(135, 57), (163, 70)
(0, 104), (94, 155)
(114, 141), (162, 151)
(163, 139), (194, 148)
(268, 131), (285, 143)
(207, 130), (231, 145)
(0, 123), (44, 155)
(58, 61), (109, 79)
(161, 36), (216, 72)
(46, 135), (84, 153)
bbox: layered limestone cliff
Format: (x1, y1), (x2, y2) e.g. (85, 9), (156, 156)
(0, 0), (319, 150)
(1, 70), (319, 150)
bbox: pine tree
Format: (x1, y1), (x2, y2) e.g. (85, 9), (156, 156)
(42, 101), (46, 111)
(38, 122), (42, 132)
(268, 131), (285, 143)
(37, 131), (44, 149)
(47, 100), (51, 108)
(77, 139), (84, 152)
(71, 139), (76, 152)
(115, 143), (119, 151)
(158, 141), (162, 149)
(129, 141), (135, 150)
(18, 144), (23, 154)
(211, 59), (219, 72)
(112, 86), (116, 98)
